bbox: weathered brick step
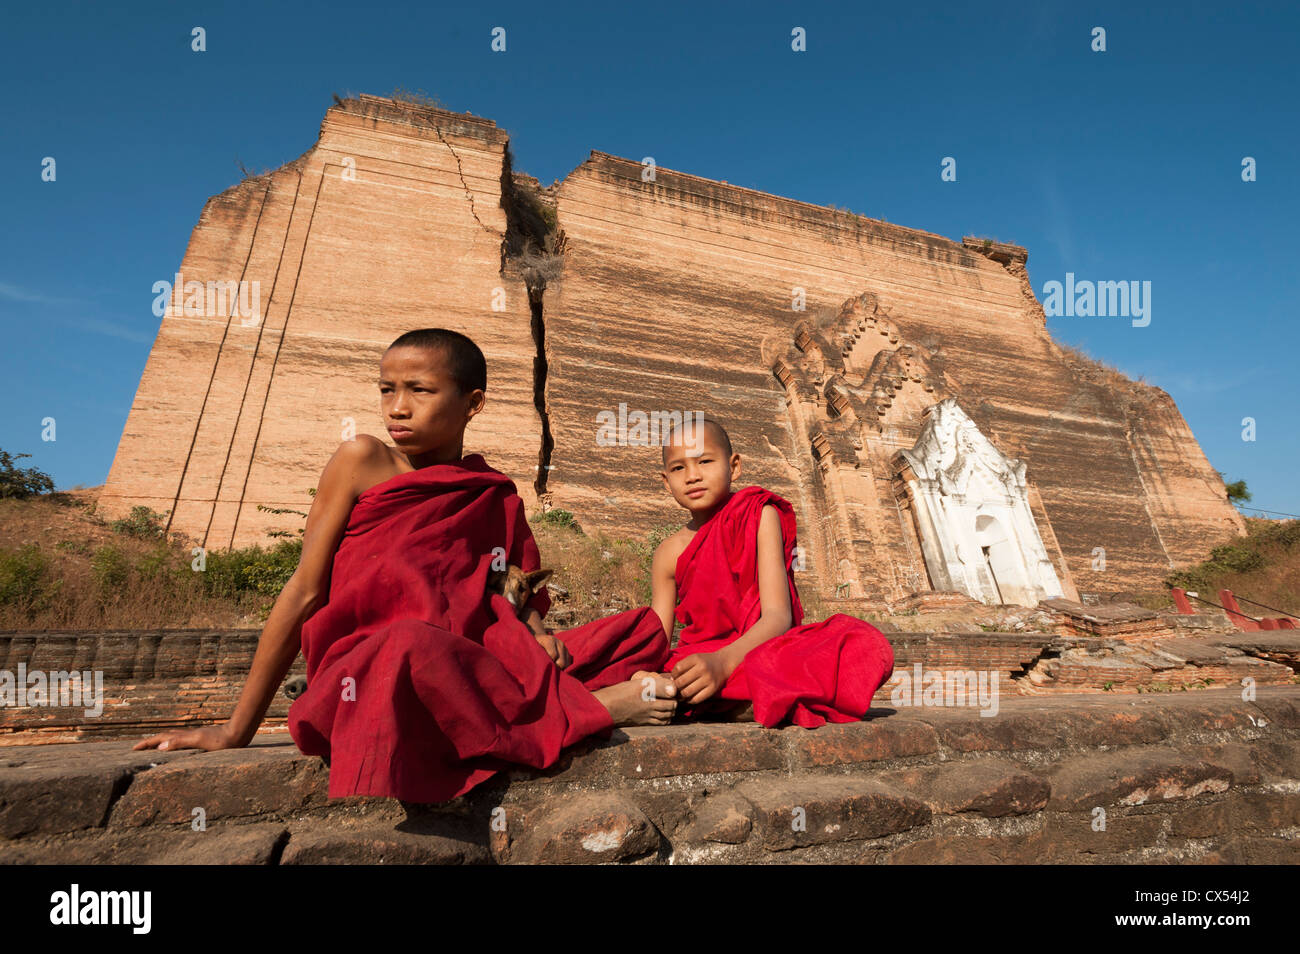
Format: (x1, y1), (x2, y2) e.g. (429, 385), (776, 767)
(7, 629), (1294, 742)
(2, 688), (1297, 863)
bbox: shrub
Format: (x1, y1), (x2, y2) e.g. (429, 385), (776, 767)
(136, 543), (180, 585)
(1270, 521), (1300, 549)
(200, 539), (302, 600)
(0, 449), (54, 499)
(533, 508), (580, 531)
(198, 546), (259, 600)
(1164, 518), (1299, 599)
(507, 244), (565, 288)
(1207, 543), (1264, 574)
(0, 544), (59, 611)
(90, 544), (131, 602)
(1223, 478), (1251, 504)
(1166, 567), (1212, 592)
(391, 86), (446, 109)
(110, 505), (168, 539)
(242, 539), (303, 596)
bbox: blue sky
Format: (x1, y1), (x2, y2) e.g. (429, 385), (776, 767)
(3, 1), (1296, 516)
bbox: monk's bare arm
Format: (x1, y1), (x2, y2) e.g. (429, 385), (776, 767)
(650, 535), (681, 643)
(134, 437), (381, 751)
(221, 438), (377, 742)
(669, 509), (791, 703)
(715, 505), (794, 673)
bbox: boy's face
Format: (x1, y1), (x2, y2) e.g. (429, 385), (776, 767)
(379, 346), (484, 453)
(660, 424), (740, 516)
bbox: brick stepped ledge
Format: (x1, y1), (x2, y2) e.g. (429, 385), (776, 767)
(5, 630), (1296, 742)
(3, 688), (1298, 864)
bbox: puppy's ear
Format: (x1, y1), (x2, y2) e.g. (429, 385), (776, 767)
(526, 568), (554, 593)
(486, 568), (507, 591)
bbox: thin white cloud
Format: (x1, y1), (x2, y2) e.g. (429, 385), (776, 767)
(0, 281), (84, 306)
(63, 317), (154, 345)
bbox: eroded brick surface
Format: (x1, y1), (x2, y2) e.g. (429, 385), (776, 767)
(878, 759), (1050, 817)
(2, 687), (1296, 864)
(737, 776), (932, 850)
(1047, 747), (1234, 811)
(497, 793), (660, 864)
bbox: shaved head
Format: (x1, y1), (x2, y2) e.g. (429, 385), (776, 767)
(386, 328), (486, 395)
(661, 415), (733, 463)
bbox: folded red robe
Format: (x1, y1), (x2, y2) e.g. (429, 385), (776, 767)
(664, 485), (896, 728)
(288, 454), (668, 803)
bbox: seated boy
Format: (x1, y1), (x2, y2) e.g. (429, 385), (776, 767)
(650, 416), (895, 727)
(136, 328), (676, 803)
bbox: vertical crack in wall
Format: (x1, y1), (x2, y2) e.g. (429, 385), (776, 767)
(371, 97), (563, 500)
(499, 144), (563, 499)
(528, 286), (554, 495)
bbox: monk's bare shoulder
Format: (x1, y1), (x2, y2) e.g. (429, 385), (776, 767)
(653, 526), (694, 570)
(319, 434), (406, 501)
(294, 437), (399, 587)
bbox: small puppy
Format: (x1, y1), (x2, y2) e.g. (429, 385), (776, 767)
(486, 565), (554, 614)
(283, 564), (554, 701)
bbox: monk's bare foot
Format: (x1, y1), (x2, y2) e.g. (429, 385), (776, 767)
(594, 671), (677, 727)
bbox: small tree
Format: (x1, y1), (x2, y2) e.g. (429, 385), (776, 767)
(1217, 471), (1252, 505)
(0, 449), (54, 499)
(109, 505), (168, 539)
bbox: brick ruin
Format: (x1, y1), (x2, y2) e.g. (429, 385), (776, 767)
(98, 94), (1245, 609)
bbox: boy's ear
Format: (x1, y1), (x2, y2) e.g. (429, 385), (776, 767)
(464, 388), (486, 421)
(526, 568), (553, 593)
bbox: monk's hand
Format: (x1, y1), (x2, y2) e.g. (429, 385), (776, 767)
(534, 633), (572, 670)
(133, 723), (241, 753)
(670, 652), (731, 704)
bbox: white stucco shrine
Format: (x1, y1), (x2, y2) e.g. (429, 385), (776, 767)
(891, 398), (1066, 607)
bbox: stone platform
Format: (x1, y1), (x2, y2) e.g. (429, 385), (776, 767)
(5, 628), (1296, 744)
(3, 688), (1297, 864)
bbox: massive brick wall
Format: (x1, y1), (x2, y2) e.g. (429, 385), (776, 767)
(100, 96), (542, 549)
(543, 153), (1245, 597)
(100, 96), (1244, 602)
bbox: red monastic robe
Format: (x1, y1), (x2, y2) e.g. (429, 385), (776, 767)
(288, 454), (668, 803)
(663, 485), (896, 728)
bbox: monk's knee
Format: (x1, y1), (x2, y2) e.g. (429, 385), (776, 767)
(632, 605), (671, 645)
(387, 619), (473, 665)
(846, 625), (895, 667)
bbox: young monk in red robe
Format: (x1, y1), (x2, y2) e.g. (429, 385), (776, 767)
(650, 416), (895, 728)
(135, 328), (676, 803)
